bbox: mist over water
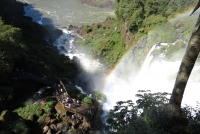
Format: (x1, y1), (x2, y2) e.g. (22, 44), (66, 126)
(53, 29), (107, 93)
(103, 42), (200, 111)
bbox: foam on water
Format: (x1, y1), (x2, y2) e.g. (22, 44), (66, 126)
(53, 29), (103, 72)
(19, 0), (114, 28)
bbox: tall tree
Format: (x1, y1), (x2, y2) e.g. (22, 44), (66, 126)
(168, 0), (200, 116)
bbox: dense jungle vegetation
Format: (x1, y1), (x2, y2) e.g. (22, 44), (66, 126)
(77, 0), (196, 68)
(0, 0), (78, 133)
(106, 90), (200, 134)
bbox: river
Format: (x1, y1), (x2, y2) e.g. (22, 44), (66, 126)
(17, 0), (114, 28)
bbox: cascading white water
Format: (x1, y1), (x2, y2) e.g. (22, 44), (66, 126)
(53, 28), (107, 94)
(53, 29), (104, 72)
(103, 41), (200, 112)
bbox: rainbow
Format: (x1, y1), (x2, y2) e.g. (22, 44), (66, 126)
(102, 8), (200, 111)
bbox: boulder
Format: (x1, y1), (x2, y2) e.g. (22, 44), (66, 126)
(88, 130), (103, 134)
(50, 124), (58, 131)
(44, 117), (51, 126)
(55, 130), (62, 134)
(62, 122), (70, 132)
(67, 24), (79, 32)
(0, 116), (4, 121)
(46, 129), (51, 134)
(43, 126), (49, 133)
(1, 110), (11, 121)
(50, 118), (57, 124)
(56, 122), (63, 130)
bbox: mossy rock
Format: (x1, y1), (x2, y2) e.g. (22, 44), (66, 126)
(82, 97), (94, 104)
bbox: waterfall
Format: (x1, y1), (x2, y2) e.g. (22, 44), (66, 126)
(102, 42), (200, 112)
(53, 29), (106, 93)
(53, 29), (103, 72)
(140, 44), (156, 73)
(102, 45), (161, 111)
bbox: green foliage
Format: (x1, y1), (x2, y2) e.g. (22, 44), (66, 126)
(69, 127), (77, 132)
(77, 93), (87, 100)
(0, 1), (78, 84)
(140, 15), (167, 34)
(14, 103), (42, 121)
(0, 18), (23, 75)
(0, 86), (14, 99)
(85, 25), (92, 33)
(151, 40), (186, 61)
(14, 99), (56, 121)
(106, 90), (171, 133)
(0, 118), (29, 134)
(106, 90), (200, 133)
(42, 100), (56, 113)
(92, 93), (106, 103)
(165, 41), (186, 60)
(77, 0), (196, 68)
(127, 6), (144, 31)
(66, 86), (81, 98)
(148, 22), (177, 45)
(82, 97), (94, 104)
(76, 18), (126, 68)
(172, 14), (196, 40)
(115, 0), (196, 32)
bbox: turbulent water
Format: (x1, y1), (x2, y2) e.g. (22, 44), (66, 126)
(103, 43), (200, 111)
(17, 0), (111, 93)
(17, 0), (114, 28)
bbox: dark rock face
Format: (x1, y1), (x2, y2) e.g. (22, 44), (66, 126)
(80, 0), (115, 9)
(67, 24), (80, 32)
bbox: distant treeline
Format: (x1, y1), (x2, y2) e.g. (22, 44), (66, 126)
(76, 0), (196, 68)
(115, 0), (196, 32)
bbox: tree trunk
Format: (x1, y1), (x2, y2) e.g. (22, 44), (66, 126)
(169, 10), (200, 112)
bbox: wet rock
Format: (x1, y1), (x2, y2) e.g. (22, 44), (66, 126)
(55, 130), (62, 134)
(1, 110), (12, 121)
(50, 124), (58, 131)
(46, 129), (52, 134)
(67, 24), (79, 32)
(44, 117), (51, 126)
(43, 126), (49, 133)
(40, 99), (46, 105)
(50, 118), (57, 124)
(0, 116), (4, 121)
(62, 122), (69, 132)
(57, 122), (63, 130)
(55, 102), (66, 117)
(88, 130), (103, 134)
(76, 114), (83, 120)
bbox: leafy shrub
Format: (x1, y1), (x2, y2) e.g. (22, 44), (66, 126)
(66, 86), (81, 98)
(106, 90), (200, 134)
(77, 93), (86, 100)
(82, 97), (94, 104)
(14, 99), (56, 121)
(85, 25), (92, 33)
(69, 127), (77, 132)
(0, 118), (29, 134)
(92, 93), (106, 103)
